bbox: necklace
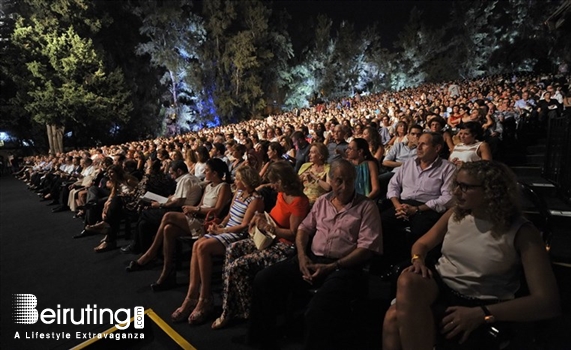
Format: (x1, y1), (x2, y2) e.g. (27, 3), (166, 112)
(312, 164), (324, 174)
(240, 190), (252, 201)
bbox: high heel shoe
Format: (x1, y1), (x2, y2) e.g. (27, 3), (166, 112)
(211, 313), (231, 330)
(150, 270), (177, 292)
(188, 298), (213, 325)
(171, 298), (199, 323)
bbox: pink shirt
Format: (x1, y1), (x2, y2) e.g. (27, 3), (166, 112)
(299, 193), (383, 258)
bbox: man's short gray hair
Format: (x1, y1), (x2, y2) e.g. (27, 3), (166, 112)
(329, 158), (356, 179)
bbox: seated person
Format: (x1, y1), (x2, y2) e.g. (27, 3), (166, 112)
(259, 142), (284, 179)
(326, 125), (349, 163)
(427, 116), (454, 160)
(119, 160), (201, 253)
(298, 143), (331, 205)
(241, 159), (382, 350)
(76, 157), (113, 226)
(67, 157), (97, 215)
(169, 166), (264, 324)
(449, 121), (492, 167)
(229, 144), (247, 181)
(382, 160), (561, 350)
(291, 131), (311, 173)
(362, 126), (384, 164)
(380, 124), (423, 191)
(346, 138), (380, 200)
(210, 161), (309, 329)
(87, 165), (139, 252)
(382, 132), (456, 264)
(126, 158), (232, 289)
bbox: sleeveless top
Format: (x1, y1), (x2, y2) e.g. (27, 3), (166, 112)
(202, 182), (226, 209)
(226, 189), (259, 228)
(354, 161), (372, 197)
(270, 192), (310, 244)
(435, 214), (528, 300)
(449, 142), (482, 163)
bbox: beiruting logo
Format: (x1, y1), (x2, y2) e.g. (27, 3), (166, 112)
(12, 294), (144, 330)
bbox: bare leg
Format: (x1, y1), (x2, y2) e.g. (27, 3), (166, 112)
(188, 237), (225, 324)
(382, 305), (402, 350)
(394, 271), (439, 350)
(171, 239), (203, 321)
(156, 219), (191, 284)
(137, 212), (188, 265)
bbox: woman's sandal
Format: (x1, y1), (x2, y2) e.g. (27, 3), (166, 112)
(171, 298), (199, 323)
(188, 298), (213, 325)
(211, 314), (231, 330)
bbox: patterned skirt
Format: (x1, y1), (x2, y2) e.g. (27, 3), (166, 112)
(220, 239), (295, 319)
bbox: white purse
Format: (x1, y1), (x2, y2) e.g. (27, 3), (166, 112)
(249, 212), (277, 250)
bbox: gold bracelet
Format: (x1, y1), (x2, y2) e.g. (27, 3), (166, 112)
(411, 254), (422, 264)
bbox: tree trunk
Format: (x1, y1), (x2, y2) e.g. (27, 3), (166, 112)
(46, 124), (64, 154)
(46, 124), (54, 154)
(55, 125), (64, 154)
(169, 70), (178, 107)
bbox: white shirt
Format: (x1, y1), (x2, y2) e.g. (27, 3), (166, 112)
(174, 173), (202, 206)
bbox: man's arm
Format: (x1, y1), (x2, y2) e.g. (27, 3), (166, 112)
(424, 162), (456, 212)
(382, 143), (400, 168)
(386, 164), (404, 201)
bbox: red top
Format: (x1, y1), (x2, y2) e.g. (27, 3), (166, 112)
(269, 192), (309, 244)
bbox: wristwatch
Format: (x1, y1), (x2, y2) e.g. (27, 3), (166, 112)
(480, 305), (496, 324)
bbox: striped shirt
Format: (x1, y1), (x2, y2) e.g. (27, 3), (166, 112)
(227, 190), (259, 228)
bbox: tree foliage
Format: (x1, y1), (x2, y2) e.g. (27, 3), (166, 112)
(2, 0), (569, 151)
(7, 0), (132, 152)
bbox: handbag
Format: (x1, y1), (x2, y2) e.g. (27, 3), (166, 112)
(249, 212), (277, 250)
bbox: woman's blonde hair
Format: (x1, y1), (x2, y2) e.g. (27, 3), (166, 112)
(453, 161), (521, 232)
(236, 166), (262, 190)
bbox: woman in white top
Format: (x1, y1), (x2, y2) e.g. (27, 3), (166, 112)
(382, 161), (560, 350)
(449, 121), (492, 167)
(127, 158), (232, 291)
(194, 146), (209, 180)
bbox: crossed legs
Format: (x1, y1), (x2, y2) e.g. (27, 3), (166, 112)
(382, 270), (439, 350)
(136, 212), (190, 283)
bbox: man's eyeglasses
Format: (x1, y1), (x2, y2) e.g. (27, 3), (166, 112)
(453, 181), (483, 192)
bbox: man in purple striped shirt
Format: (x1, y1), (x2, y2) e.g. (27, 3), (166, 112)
(382, 132), (456, 264)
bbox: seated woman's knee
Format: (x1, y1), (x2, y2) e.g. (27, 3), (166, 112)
(196, 237), (218, 255)
(163, 223), (177, 238)
(396, 271), (429, 297)
(383, 304), (398, 327)
(162, 211), (178, 222)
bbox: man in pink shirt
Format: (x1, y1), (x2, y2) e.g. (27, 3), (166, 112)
(240, 159), (382, 350)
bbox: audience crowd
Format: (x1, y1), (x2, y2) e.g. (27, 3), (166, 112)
(12, 72), (568, 349)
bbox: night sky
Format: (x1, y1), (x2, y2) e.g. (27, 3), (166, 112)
(276, 1), (451, 48)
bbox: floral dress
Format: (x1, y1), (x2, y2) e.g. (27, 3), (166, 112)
(219, 192), (309, 320)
